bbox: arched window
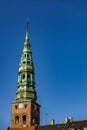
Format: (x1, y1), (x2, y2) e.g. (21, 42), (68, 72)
(23, 115), (26, 124)
(15, 116), (19, 124)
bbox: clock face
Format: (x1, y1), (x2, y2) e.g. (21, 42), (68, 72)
(19, 103), (24, 108)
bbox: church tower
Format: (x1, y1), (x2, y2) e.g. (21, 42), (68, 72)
(11, 23), (40, 128)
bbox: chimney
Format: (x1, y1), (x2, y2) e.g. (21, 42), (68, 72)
(69, 117), (73, 123)
(64, 118), (69, 124)
(50, 119), (55, 125)
(64, 117), (73, 124)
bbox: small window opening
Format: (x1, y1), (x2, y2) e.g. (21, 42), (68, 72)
(27, 74), (30, 81)
(23, 115), (26, 124)
(15, 116), (19, 124)
(37, 107), (39, 111)
(22, 74), (25, 79)
(25, 104), (27, 108)
(23, 61), (25, 64)
(34, 105), (37, 110)
(27, 54), (29, 58)
(32, 118), (36, 124)
(15, 105), (18, 109)
(27, 61), (30, 64)
(24, 54), (26, 58)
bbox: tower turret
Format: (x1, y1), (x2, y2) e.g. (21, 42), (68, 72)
(11, 23), (40, 128)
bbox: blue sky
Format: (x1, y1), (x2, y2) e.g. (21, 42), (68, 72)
(0, 0), (87, 129)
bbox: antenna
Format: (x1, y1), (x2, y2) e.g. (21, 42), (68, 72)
(45, 113), (48, 125)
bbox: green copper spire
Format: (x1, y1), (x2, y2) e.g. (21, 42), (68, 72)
(15, 23), (37, 102)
